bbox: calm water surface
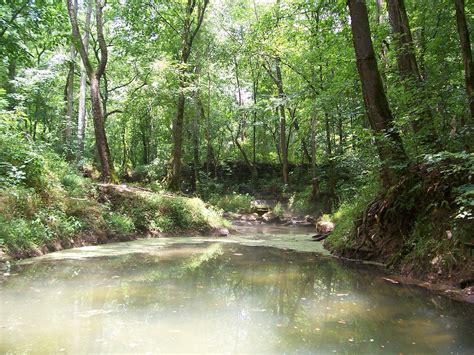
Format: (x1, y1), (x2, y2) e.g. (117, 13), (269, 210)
(1, 227), (474, 354)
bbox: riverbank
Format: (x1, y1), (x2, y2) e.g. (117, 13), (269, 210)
(0, 176), (228, 260)
(324, 154), (474, 303)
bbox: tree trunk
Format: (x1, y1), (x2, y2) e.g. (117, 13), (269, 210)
(64, 43), (75, 159)
(169, 89), (186, 191)
(310, 104), (319, 200)
(348, 0), (407, 188)
(252, 70), (258, 165)
(67, 0), (113, 181)
(90, 74), (112, 180)
(386, 0), (433, 137)
(192, 97), (200, 191)
(76, 0), (91, 163)
(454, 0), (474, 120)
(168, 0), (209, 191)
(275, 59), (289, 186)
(386, 0), (420, 80)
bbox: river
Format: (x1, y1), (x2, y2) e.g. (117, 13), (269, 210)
(1, 226), (473, 353)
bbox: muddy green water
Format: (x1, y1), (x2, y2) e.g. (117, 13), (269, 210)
(1, 226), (474, 354)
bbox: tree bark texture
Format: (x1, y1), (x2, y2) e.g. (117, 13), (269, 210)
(348, 0), (407, 188)
(67, 0), (113, 181)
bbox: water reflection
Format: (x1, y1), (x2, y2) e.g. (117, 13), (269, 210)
(1, 241), (473, 353)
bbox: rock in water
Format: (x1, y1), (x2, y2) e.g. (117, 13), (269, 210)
(240, 213), (259, 221)
(262, 211), (280, 223)
(216, 228), (229, 237)
(316, 221), (335, 234)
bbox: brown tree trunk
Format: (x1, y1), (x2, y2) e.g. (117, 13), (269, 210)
(168, 0), (209, 191)
(192, 96), (201, 191)
(310, 104), (319, 200)
(67, 0), (113, 181)
(454, 0), (474, 120)
(90, 75), (111, 180)
(64, 43), (75, 159)
(76, 0), (91, 164)
(386, 0), (433, 137)
(273, 59), (289, 186)
(386, 0), (420, 80)
(348, 0), (407, 188)
(76, 0), (92, 162)
(169, 88), (186, 191)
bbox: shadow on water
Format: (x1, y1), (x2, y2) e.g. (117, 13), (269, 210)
(1, 234), (474, 353)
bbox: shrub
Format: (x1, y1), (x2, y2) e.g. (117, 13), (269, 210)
(208, 193), (255, 213)
(104, 212), (135, 235)
(325, 180), (381, 251)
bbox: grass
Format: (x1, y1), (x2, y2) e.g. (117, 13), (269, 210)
(325, 181), (381, 252)
(0, 118), (228, 257)
(207, 193), (255, 213)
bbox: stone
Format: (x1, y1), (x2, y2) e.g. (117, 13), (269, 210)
(216, 228), (229, 237)
(223, 211), (242, 220)
(241, 213), (259, 221)
(316, 221), (335, 234)
(262, 211), (280, 223)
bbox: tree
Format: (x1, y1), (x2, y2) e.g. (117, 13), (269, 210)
(77, 0), (92, 162)
(386, 0), (432, 139)
(454, 0), (474, 120)
(168, 0), (210, 191)
(347, 0), (407, 188)
(67, 0), (114, 181)
(64, 0), (77, 159)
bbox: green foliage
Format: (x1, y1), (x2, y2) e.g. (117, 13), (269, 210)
(104, 212), (135, 235)
(325, 181), (381, 252)
(272, 202), (283, 218)
(110, 190), (228, 233)
(208, 193), (255, 213)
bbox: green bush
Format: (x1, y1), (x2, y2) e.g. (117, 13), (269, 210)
(325, 180), (381, 251)
(272, 202), (284, 217)
(104, 212), (135, 235)
(208, 193), (255, 213)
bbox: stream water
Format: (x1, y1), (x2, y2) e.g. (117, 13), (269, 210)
(1, 226), (474, 354)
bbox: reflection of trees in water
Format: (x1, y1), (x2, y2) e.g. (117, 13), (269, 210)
(5, 243), (474, 353)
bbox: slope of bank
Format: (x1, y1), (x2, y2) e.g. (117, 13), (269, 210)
(0, 142), (227, 260)
(325, 152), (474, 298)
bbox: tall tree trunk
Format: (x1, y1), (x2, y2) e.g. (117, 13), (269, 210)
(454, 0), (474, 120)
(76, 0), (91, 163)
(348, 0), (407, 188)
(169, 88), (186, 191)
(386, 0), (420, 79)
(386, 0), (432, 137)
(67, 0), (113, 181)
(251, 65), (259, 165)
(192, 97), (200, 191)
(90, 74), (112, 179)
(64, 43), (75, 158)
(274, 59), (289, 185)
(168, 0), (209, 191)
(310, 104), (319, 200)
